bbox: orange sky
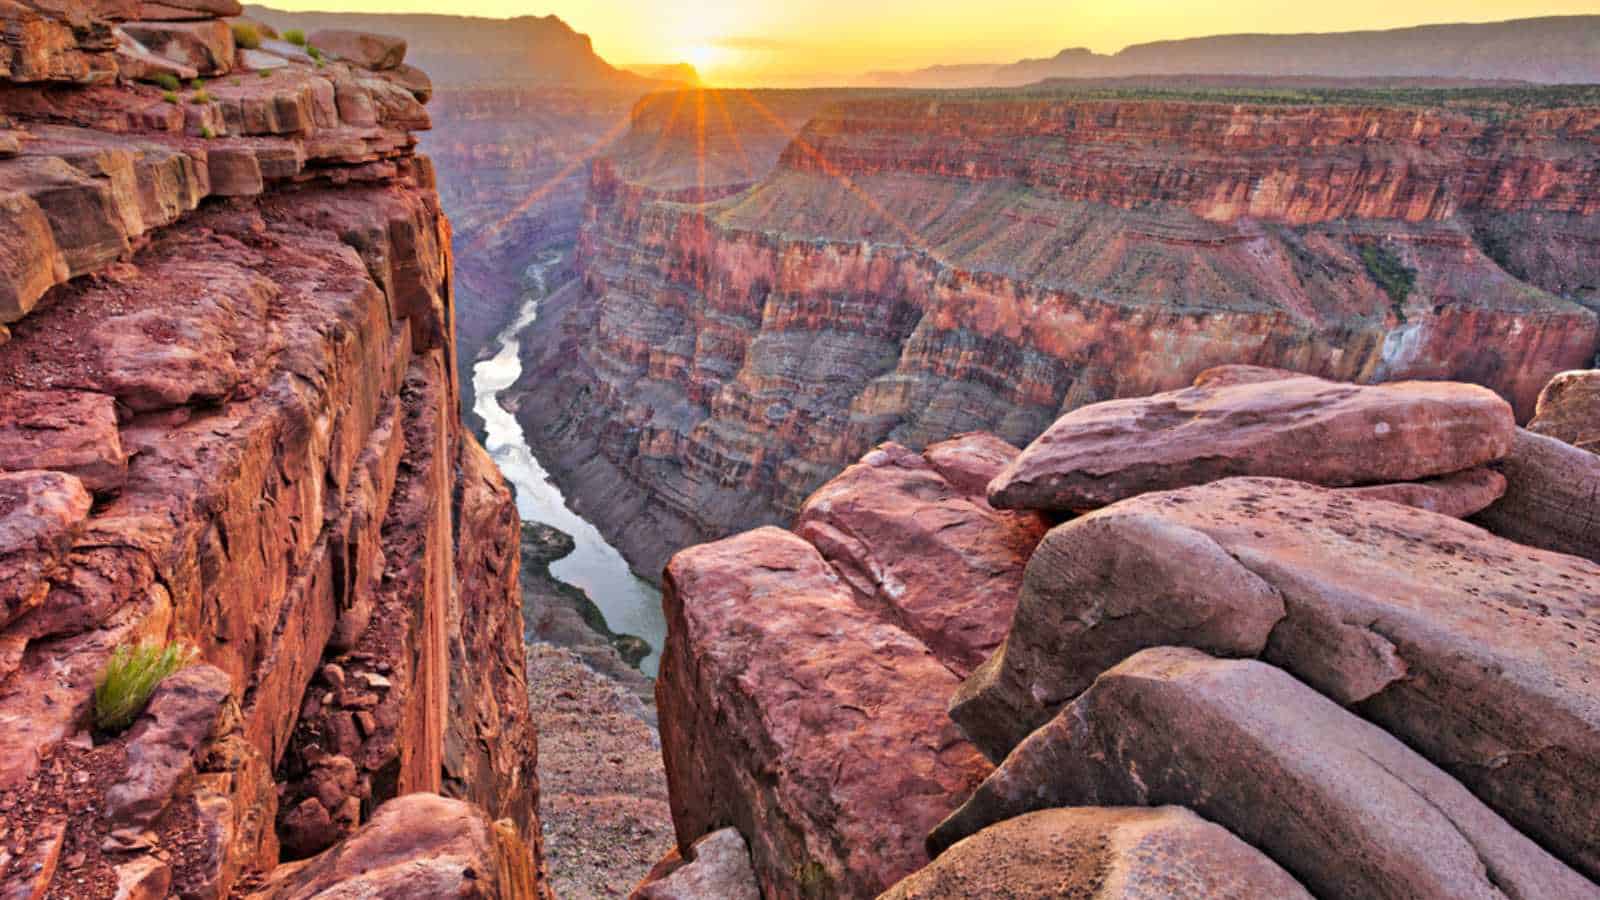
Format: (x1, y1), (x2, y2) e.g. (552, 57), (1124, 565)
(262, 1), (1600, 86)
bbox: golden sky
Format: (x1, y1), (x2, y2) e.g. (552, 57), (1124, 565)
(262, 1), (1600, 85)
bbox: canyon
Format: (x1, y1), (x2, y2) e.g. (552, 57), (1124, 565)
(509, 83), (1600, 578)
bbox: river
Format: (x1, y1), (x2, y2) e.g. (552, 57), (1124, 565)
(470, 252), (667, 675)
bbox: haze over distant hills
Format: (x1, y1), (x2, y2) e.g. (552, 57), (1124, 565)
(245, 5), (686, 88)
(861, 16), (1600, 88)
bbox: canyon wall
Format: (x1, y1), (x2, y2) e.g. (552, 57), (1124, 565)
(511, 86), (1600, 578)
(0, 5), (547, 895)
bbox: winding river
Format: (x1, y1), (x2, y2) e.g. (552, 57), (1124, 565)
(471, 253), (667, 675)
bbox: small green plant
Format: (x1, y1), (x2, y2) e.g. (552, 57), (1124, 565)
(231, 21), (261, 50)
(190, 77), (204, 90)
(191, 88), (212, 104)
(94, 641), (197, 734)
(259, 70), (273, 78)
(200, 124), (215, 139)
(152, 72), (181, 92)
(162, 90), (179, 104)
(1361, 243), (1417, 311)
(283, 27), (306, 46)
(306, 45), (323, 61)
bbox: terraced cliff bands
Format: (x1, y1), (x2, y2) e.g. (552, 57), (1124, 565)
(511, 86), (1600, 577)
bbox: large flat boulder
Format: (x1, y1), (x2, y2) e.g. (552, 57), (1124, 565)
(884, 806), (1311, 899)
(135, 0), (242, 20)
(657, 528), (992, 899)
(1474, 428), (1600, 563)
(120, 19), (233, 75)
(936, 648), (1597, 899)
(951, 476), (1600, 879)
(794, 440), (1047, 675)
(0, 388), (126, 493)
(249, 793), (544, 899)
(988, 367), (1515, 512)
(1529, 369), (1600, 454)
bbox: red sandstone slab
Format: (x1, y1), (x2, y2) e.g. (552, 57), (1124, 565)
(1337, 466), (1505, 518)
(794, 440), (1046, 675)
(0, 469), (91, 629)
(1475, 428), (1600, 563)
(988, 369), (1516, 512)
(0, 388), (126, 493)
(953, 476), (1600, 880)
(658, 527), (992, 898)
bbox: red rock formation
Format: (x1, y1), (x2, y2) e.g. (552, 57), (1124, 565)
(1528, 369), (1600, 453)
(513, 87), (1600, 577)
(0, 4), (546, 895)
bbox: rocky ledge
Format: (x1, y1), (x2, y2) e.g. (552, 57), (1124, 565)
(644, 365), (1600, 898)
(0, 3), (549, 896)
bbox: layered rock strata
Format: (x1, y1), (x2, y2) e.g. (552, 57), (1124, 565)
(0, 4), (547, 895)
(514, 85), (1600, 578)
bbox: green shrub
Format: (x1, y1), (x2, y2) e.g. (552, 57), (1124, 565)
(152, 72), (181, 92)
(200, 124), (215, 139)
(231, 21), (261, 50)
(306, 45), (323, 61)
(94, 641), (197, 734)
(162, 90), (179, 104)
(284, 28), (306, 46)
(191, 88), (212, 104)
(259, 70), (273, 78)
(190, 77), (204, 90)
(1361, 243), (1417, 309)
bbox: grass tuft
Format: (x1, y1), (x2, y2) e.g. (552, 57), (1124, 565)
(231, 21), (261, 50)
(200, 124), (216, 139)
(162, 90), (179, 104)
(94, 641), (197, 734)
(191, 88), (212, 104)
(152, 72), (181, 92)
(283, 28), (306, 46)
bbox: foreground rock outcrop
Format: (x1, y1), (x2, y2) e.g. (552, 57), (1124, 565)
(514, 84), (1600, 578)
(654, 368), (1599, 896)
(0, 3), (548, 895)
(1528, 369), (1600, 454)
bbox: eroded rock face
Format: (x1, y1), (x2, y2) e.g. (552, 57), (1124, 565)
(1529, 369), (1600, 453)
(794, 439), (1048, 675)
(883, 806), (1312, 900)
(513, 89), (1600, 578)
(250, 794), (546, 899)
(951, 477), (1600, 880)
(936, 649), (1595, 899)
(0, 4), (546, 894)
(987, 369), (1516, 512)
(1474, 428), (1600, 563)
(657, 527), (992, 898)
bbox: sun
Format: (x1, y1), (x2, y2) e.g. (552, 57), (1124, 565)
(685, 44), (722, 73)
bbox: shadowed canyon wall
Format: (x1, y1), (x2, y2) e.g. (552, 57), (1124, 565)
(509, 85), (1600, 578)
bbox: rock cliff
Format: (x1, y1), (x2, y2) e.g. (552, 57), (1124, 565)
(0, 3), (548, 896)
(648, 366), (1600, 898)
(511, 84), (1600, 578)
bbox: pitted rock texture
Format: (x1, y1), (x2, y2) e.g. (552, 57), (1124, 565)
(512, 86), (1600, 579)
(1528, 369), (1600, 453)
(987, 367), (1516, 512)
(883, 806), (1312, 900)
(936, 648), (1596, 899)
(657, 527), (993, 899)
(0, 5), (545, 894)
(951, 476), (1600, 879)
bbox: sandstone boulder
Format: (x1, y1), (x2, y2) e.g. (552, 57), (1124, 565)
(307, 29), (405, 70)
(951, 477), (1600, 879)
(922, 431), (1028, 495)
(884, 806), (1311, 899)
(988, 370), (1515, 512)
(120, 19), (233, 75)
(794, 441), (1047, 675)
(0, 388), (126, 493)
(114, 27), (199, 83)
(250, 793), (545, 899)
(135, 0), (242, 20)
(658, 528), (992, 898)
(937, 648), (1596, 899)
(106, 663), (231, 828)
(1529, 369), (1600, 453)
(378, 62), (431, 103)
(633, 828), (760, 900)
(1474, 428), (1600, 563)
(1337, 466), (1506, 518)
(0, 469), (91, 628)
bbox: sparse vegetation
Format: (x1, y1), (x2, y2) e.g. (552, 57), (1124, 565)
(284, 27), (306, 46)
(191, 88), (212, 104)
(200, 124), (216, 139)
(1361, 243), (1417, 319)
(306, 45), (323, 61)
(259, 69), (273, 78)
(94, 641), (197, 734)
(231, 21), (261, 50)
(152, 72), (181, 92)
(162, 90), (180, 104)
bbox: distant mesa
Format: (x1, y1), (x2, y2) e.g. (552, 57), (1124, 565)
(623, 62), (701, 86)
(860, 15), (1600, 87)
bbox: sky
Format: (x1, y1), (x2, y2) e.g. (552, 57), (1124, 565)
(261, 1), (1600, 85)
